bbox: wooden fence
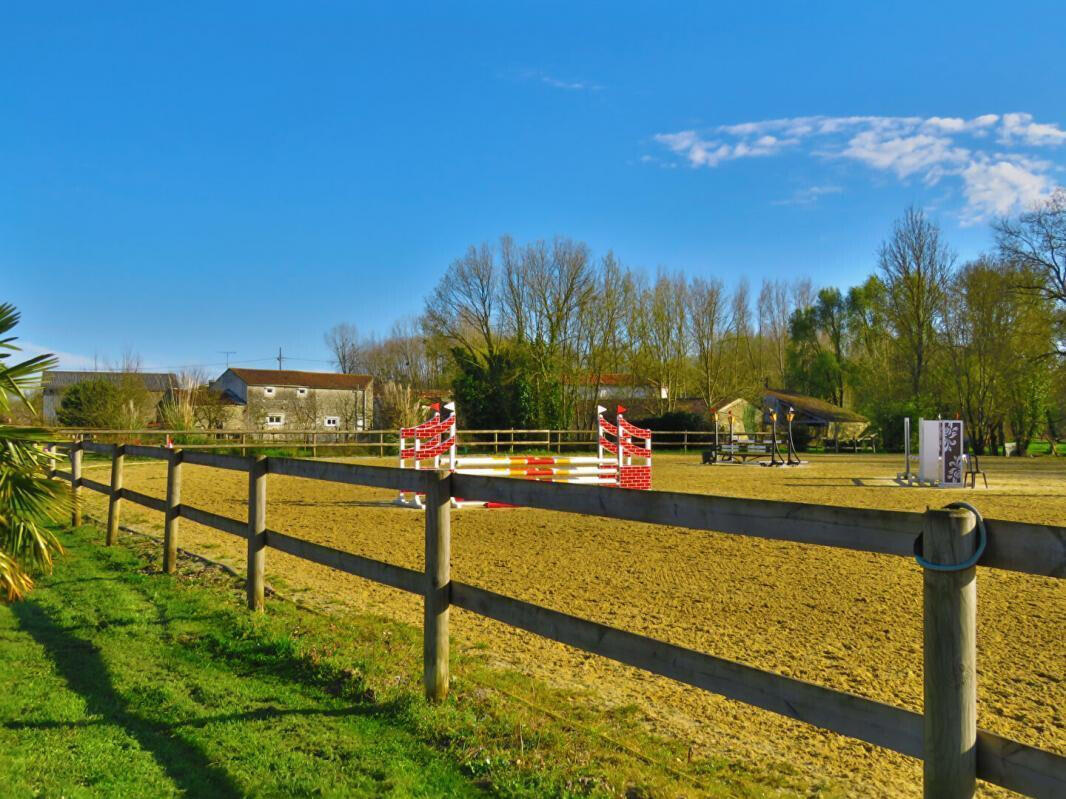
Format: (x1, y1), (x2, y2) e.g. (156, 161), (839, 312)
(48, 440), (1065, 798)
(54, 427), (785, 454)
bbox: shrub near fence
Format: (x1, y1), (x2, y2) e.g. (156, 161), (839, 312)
(48, 440), (1066, 798)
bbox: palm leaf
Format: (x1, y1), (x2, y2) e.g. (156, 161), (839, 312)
(0, 302), (66, 601)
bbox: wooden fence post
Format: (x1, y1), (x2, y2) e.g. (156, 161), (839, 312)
(246, 455), (267, 611)
(70, 442), (82, 527)
(164, 449), (183, 573)
(424, 469), (452, 702)
(106, 444), (125, 546)
(922, 507), (978, 799)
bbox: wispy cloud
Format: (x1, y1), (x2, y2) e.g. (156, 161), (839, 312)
(18, 341), (98, 370)
(519, 69), (602, 92)
(652, 113), (1066, 224)
(772, 185), (843, 207)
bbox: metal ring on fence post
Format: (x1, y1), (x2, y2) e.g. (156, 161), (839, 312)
(913, 501), (987, 572)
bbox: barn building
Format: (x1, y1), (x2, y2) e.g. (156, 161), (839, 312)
(761, 387), (869, 442)
(41, 370), (178, 424)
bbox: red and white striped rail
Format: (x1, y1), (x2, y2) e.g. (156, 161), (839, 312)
(396, 404), (652, 508)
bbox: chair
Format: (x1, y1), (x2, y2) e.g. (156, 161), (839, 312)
(965, 450), (988, 489)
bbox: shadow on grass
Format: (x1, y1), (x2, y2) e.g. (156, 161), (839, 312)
(13, 601), (244, 799)
(4, 701), (394, 733)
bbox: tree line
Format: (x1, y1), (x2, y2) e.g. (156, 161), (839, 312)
(328, 193), (1066, 453)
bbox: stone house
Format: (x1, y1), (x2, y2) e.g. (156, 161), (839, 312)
(209, 368), (374, 430)
(41, 370), (178, 425)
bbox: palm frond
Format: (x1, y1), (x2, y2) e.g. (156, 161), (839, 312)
(0, 302), (67, 601)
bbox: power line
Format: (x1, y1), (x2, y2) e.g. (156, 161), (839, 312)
(140, 354), (338, 372)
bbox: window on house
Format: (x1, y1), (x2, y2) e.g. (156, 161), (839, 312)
(324, 416), (339, 428)
(297, 387), (308, 397)
(266, 414), (284, 426)
(263, 386), (275, 397)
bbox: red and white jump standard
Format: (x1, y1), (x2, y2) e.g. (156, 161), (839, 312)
(396, 403), (652, 508)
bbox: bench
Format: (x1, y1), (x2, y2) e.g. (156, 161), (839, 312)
(702, 442), (771, 463)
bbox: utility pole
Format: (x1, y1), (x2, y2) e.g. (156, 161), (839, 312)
(277, 347), (284, 370)
(219, 351), (236, 368)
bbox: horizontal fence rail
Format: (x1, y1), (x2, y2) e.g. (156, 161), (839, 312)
(179, 504), (247, 538)
(53, 427), (870, 454)
(49, 440), (1066, 798)
(266, 530), (423, 594)
(451, 474), (1066, 578)
(121, 487), (165, 513)
(267, 456), (431, 493)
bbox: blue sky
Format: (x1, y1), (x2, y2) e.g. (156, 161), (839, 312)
(4, 2), (1065, 372)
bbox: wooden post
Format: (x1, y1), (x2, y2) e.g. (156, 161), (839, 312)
(312, 431), (317, 458)
(106, 445), (125, 546)
(246, 455), (267, 611)
(494, 430), (498, 454)
(163, 449), (182, 573)
(424, 469), (451, 702)
(922, 507), (978, 799)
(70, 442), (82, 527)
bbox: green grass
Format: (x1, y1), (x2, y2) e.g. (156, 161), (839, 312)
(0, 527), (829, 798)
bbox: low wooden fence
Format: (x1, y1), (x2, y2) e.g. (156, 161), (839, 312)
(55, 427), (778, 454)
(48, 441), (1065, 798)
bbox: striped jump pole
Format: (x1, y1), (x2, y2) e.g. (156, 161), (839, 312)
(396, 403), (652, 508)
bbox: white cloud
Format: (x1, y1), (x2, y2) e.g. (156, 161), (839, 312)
(841, 131), (970, 178)
(998, 112), (1066, 146)
(959, 158), (1055, 224)
(653, 130), (794, 167)
(17, 341), (98, 370)
(520, 70), (602, 92)
(651, 112), (1064, 223)
(772, 185), (843, 206)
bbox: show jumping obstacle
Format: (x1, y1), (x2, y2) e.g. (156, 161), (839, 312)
(897, 417), (966, 487)
(397, 403), (652, 508)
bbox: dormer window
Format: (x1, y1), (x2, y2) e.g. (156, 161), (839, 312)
(263, 386), (276, 397)
(297, 387), (308, 397)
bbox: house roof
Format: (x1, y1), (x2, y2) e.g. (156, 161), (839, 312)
(709, 397), (754, 415)
(226, 368), (373, 390)
(763, 388), (867, 423)
(42, 371), (178, 391)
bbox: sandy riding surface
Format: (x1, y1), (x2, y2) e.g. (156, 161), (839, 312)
(80, 453), (1066, 797)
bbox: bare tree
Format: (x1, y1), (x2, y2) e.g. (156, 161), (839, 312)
(325, 324), (363, 373)
(995, 188), (1066, 355)
(376, 380), (423, 429)
(423, 242), (499, 359)
(878, 206), (954, 399)
(687, 276), (726, 408)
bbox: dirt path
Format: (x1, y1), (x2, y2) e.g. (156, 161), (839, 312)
(79, 453), (1066, 797)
